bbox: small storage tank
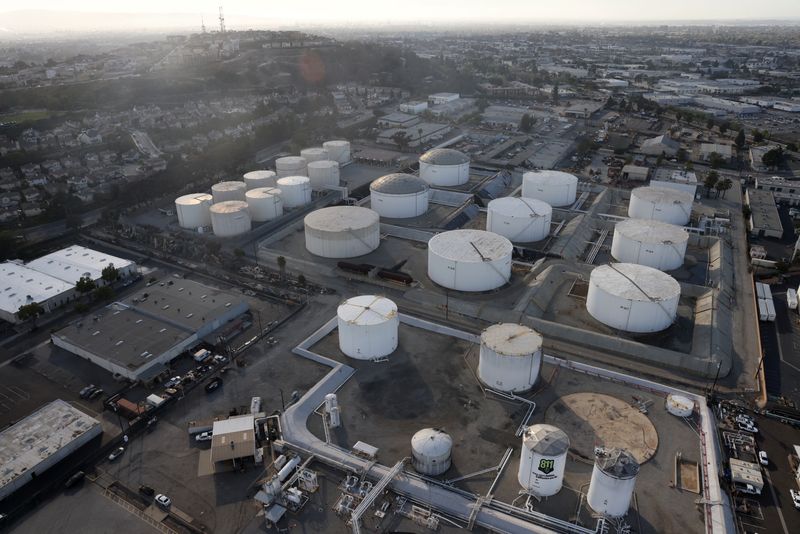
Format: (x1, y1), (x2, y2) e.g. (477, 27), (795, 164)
(628, 186), (693, 226)
(370, 173), (430, 219)
(411, 428), (453, 476)
(210, 200), (251, 237)
(666, 394), (695, 417)
(245, 187), (283, 222)
(300, 147), (329, 163)
(175, 193), (213, 229)
(275, 156), (308, 178)
(419, 148), (470, 186)
(337, 295), (398, 360)
(521, 170), (578, 207)
(428, 230), (512, 292)
(276, 176), (312, 208)
(586, 263), (681, 333)
(486, 197), (553, 243)
(517, 424), (570, 497)
(243, 170), (277, 190)
(307, 160), (340, 190)
(479, 323), (543, 393)
(305, 206), (380, 258)
(323, 140), (351, 164)
(587, 448), (640, 517)
(611, 219), (689, 271)
(211, 181), (247, 203)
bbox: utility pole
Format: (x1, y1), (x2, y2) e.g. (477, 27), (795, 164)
(218, 5), (226, 34)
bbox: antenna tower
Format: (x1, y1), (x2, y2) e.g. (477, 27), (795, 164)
(218, 6), (226, 34)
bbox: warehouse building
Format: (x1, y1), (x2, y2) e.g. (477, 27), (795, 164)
(26, 245), (137, 286)
(0, 400), (102, 500)
(639, 134), (680, 157)
(745, 189), (784, 239)
(755, 176), (800, 205)
(620, 164), (650, 182)
(0, 262), (76, 324)
(52, 277), (249, 381)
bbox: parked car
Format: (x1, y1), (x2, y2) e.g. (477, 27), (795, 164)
(64, 471), (85, 488)
(146, 417), (158, 429)
(164, 376), (182, 388)
(88, 388), (104, 400)
(204, 377), (222, 393)
(139, 485), (155, 497)
(164, 388), (179, 396)
(758, 451), (769, 466)
(213, 355), (228, 364)
(195, 431), (213, 442)
(738, 422), (759, 434)
(108, 446), (125, 461)
(155, 494), (171, 508)
(791, 489), (800, 510)
(79, 385), (97, 399)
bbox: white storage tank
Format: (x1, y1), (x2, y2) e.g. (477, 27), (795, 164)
(300, 147), (329, 163)
(666, 394), (695, 417)
(486, 197), (553, 243)
(586, 263), (681, 333)
(175, 193), (213, 229)
(428, 230), (512, 292)
(245, 187), (283, 222)
(411, 428), (453, 476)
(210, 200), (251, 237)
(587, 448), (640, 517)
(211, 181), (247, 203)
(611, 219), (689, 271)
(479, 323), (543, 393)
(337, 295), (398, 360)
(628, 186), (693, 226)
(243, 170), (277, 190)
(323, 140), (351, 164)
(521, 170), (578, 207)
(517, 424), (570, 497)
(419, 148), (470, 187)
(276, 176), (312, 208)
(307, 160), (340, 190)
(305, 206), (380, 258)
(275, 156), (308, 178)
(370, 173), (430, 219)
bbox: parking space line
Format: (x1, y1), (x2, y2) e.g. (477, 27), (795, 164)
(763, 469), (789, 534)
(5, 385), (28, 399)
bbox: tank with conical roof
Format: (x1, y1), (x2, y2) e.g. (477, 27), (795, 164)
(276, 176), (311, 208)
(211, 181), (247, 203)
(427, 230), (512, 292)
(246, 187), (283, 222)
(305, 206), (380, 258)
(486, 197), (552, 243)
(243, 170), (277, 190)
(307, 160), (340, 190)
(275, 156), (308, 178)
(479, 323), (543, 393)
(175, 193), (213, 229)
(517, 424), (570, 497)
(611, 219), (689, 271)
(587, 448), (640, 517)
(411, 428), (453, 476)
(337, 295), (398, 360)
(370, 173), (429, 218)
(419, 148), (470, 186)
(300, 147), (329, 163)
(210, 200), (251, 237)
(521, 170), (578, 207)
(323, 140), (351, 164)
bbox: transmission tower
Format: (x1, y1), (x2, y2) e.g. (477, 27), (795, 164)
(218, 5), (226, 34)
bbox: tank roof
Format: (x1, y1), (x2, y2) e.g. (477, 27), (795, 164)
(632, 186), (693, 204)
(301, 147), (326, 153)
(324, 139), (350, 146)
(482, 323), (543, 357)
(307, 159), (338, 169)
(523, 170), (578, 185)
(595, 448), (640, 479)
(419, 148), (469, 166)
(523, 424), (570, 456)
(305, 206), (379, 232)
(246, 187), (282, 199)
(591, 263), (681, 302)
(488, 197), (552, 218)
(209, 200), (249, 214)
(337, 295), (397, 325)
(411, 428), (453, 457)
(615, 218), (689, 244)
(175, 193), (213, 205)
(276, 175), (310, 186)
(428, 230), (512, 263)
(243, 170), (276, 179)
(212, 181), (246, 191)
(371, 173), (429, 195)
(276, 156), (307, 164)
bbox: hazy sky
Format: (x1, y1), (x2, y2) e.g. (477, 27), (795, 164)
(2, 0), (800, 24)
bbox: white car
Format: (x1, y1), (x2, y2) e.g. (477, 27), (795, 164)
(758, 450), (768, 467)
(164, 376), (182, 388)
(790, 489), (800, 510)
(737, 422), (759, 434)
(195, 431), (213, 442)
(108, 446), (125, 461)
(155, 494), (171, 508)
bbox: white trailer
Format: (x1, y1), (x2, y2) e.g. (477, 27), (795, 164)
(766, 298), (777, 322)
(763, 284), (773, 301)
(758, 299), (769, 322)
(756, 282), (766, 300)
(788, 288), (798, 311)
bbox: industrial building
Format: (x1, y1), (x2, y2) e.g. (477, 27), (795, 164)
(698, 142), (733, 163)
(0, 400), (102, 500)
(745, 188), (784, 238)
(650, 169), (698, 198)
(27, 245), (137, 286)
(51, 277), (249, 381)
(620, 164), (650, 182)
(754, 175), (800, 205)
(639, 134), (680, 157)
(211, 415), (257, 465)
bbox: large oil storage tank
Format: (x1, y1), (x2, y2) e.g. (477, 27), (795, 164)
(419, 148), (470, 187)
(243, 170), (277, 190)
(300, 147), (329, 163)
(517, 424), (570, 497)
(210, 200), (251, 237)
(245, 187), (283, 222)
(411, 428), (453, 476)
(479, 323), (543, 393)
(428, 230), (512, 292)
(175, 193), (213, 229)
(586, 263), (681, 333)
(486, 197), (553, 243)
(628, 186), (693, 226)
(370, 173), (429, 219)
(211, 181), (247, 203)
(275, 156), (308, 178)
(587, 449), (640, 517)
(611, 219), (689, 271)
(521, 170), (578, 207)
(276, 176), (311, 208)
(305, 206), (380, 258)
(307, 160), (340, 190)
(337, 295), (398, 360)
(323, 140), (351, 164)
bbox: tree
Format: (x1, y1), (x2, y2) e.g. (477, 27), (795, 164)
(75, 276), (96, 295)
(706, 117), (715, 130)
(417, 127), (424, 148)
(391, 131), (411, 151)
(552, 82), (560, 105)
(704, 171), (719, 198)
(709, 152), (725, 169)
(93, 285), (114, 301)
(519, 113), (536, 133)
(656, 154), (664, 166)
(788, 142), (798, 152)
(719, 122), (729, 135)
(676, 148), (688, 162)
(735, 129), (746, 149)
(715, 178), (733, 198)
(297, 274), (306, 286)
(277, 256), (286, 279)
(233, 248), (245, 258)
(761, 147), (784, 169)
(753, 129), (765, 143)
(17, 302), (44, 322)
(101, 264), (119, 284)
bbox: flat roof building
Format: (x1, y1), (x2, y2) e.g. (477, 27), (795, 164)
(639, 134), (680, 157)
(27, 245), (136, 286)
(0, 400), (101, 500)
(52, 277), (249, 381)
(211, 414), (256, 464)
(755, 176), (800, 206)
(0, 262), (76, 324)
(621, 164), (650, 182)
(745, 189), (784, 239)
(651, 169), (698, 197)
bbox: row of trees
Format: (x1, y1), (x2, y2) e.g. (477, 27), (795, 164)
(703, 171), (734, 198)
